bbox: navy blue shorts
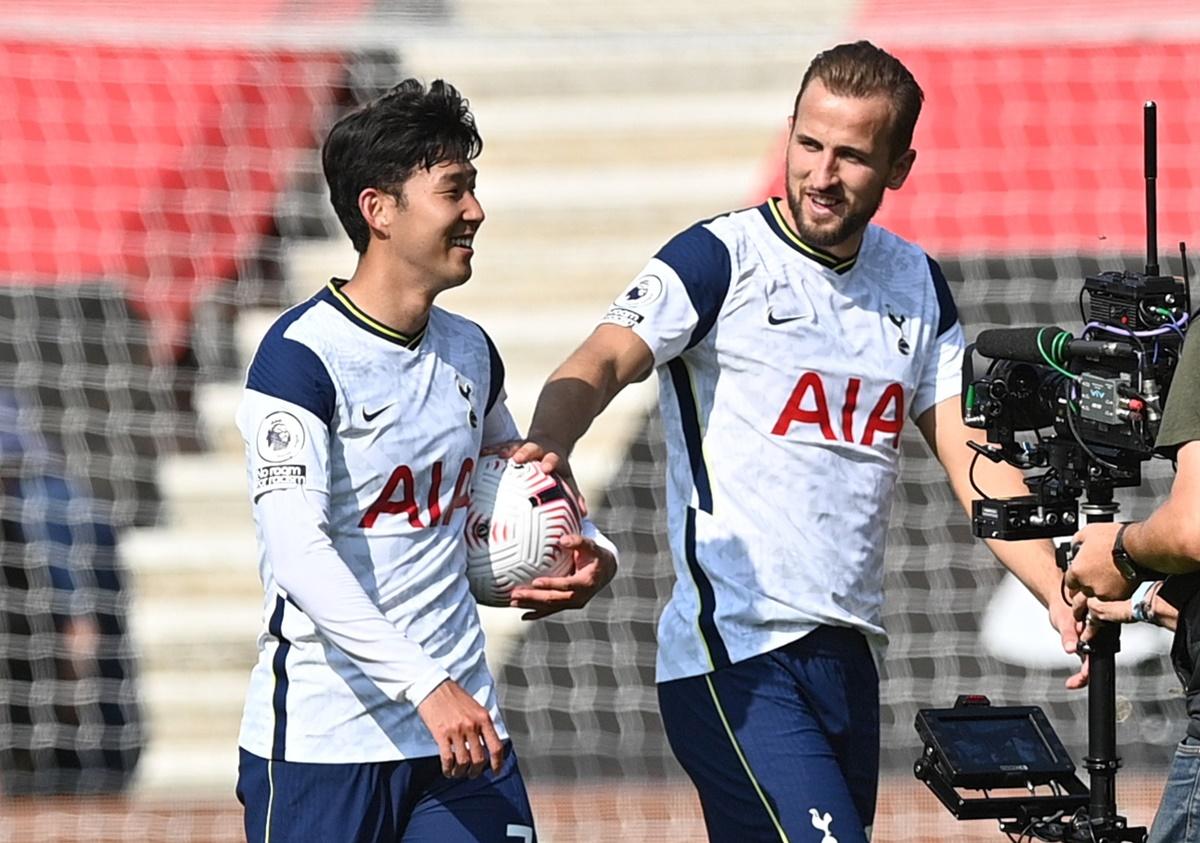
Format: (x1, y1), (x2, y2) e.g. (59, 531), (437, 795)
(236, 742), (536, 843)
(658, 626), (879, 843)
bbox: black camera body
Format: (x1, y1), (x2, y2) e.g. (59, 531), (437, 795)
(916, 103), (1191, 843)
(961, 267), (1188, 542)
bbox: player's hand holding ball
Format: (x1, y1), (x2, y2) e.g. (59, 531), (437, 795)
(508, 530), (617, 621)
(465, 455), (615, 619)
(490, 433), (588, 516)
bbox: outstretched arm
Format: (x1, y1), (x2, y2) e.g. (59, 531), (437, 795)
(503, 325), (650, 617)
(917, 396), (1088, 688)
(512, 324), (654, 476)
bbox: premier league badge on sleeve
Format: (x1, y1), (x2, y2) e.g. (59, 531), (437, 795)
(253, 411), (307, 500)
(256, 411), (305, 463)
(620, 274), (663, 308)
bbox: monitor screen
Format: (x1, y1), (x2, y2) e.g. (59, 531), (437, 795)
(926, 712), (1064, 776)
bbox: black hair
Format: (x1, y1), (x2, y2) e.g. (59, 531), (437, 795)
(321, 79), (482, 254)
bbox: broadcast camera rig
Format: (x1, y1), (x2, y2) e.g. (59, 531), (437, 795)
(913, 103), (1193, 842)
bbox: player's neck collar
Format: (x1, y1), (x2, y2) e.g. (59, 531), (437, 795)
(761, 198), (859, 274)
(323, 279), (426, 349)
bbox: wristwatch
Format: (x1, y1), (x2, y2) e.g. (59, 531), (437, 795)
(1111, 523), (1154, 583)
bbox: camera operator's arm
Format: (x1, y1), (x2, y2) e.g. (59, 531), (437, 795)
(1125, 442), (1200, 570)
(1084, 579), (1179, 631)
(917, 396), (1087, 687)
(1066, 440), (1200, 600)
(1066, 330), (1200, 601)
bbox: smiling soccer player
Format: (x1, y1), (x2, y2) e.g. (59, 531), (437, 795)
(233, 80), (616, 843)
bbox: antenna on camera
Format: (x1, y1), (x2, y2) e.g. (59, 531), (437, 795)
(1182, 241), (1193, 318)
(1144, 101), (1159, 277)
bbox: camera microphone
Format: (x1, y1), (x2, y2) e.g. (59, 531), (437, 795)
(975, 326), (1138, 365)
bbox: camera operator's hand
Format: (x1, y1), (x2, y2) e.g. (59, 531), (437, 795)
(1083, 595), (1134, 624)
(1069, 588), (1114, 650)
(1048, 598), (1090, 689)
(1064, 522), (1137, 602)
(1078, 580), (1177, 634)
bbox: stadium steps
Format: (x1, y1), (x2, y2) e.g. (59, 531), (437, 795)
(445, 0), (847, 33)
(122, 19), (842, 795)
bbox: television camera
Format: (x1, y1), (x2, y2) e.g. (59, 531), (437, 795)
(914, 103), (1192, 842)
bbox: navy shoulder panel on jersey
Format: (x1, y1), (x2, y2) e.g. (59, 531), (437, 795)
(481, 328), (505, 414)
(245, 301), (337, 426)
(927, 256), (959, 337)
(655, 222), (733, 349)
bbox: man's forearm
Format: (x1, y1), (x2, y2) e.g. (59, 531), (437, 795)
(977, 465), (1064, 606)
(1125, 441), (1200, 575)
(526, 372), (611, 457)
(946, 424), (1063, 606)
(527, 330), (646, 455)
(982, 536), (1061, 608)
(1125, 500), (1200, 575)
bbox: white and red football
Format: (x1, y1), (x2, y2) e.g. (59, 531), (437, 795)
(464, 456), (582, 607)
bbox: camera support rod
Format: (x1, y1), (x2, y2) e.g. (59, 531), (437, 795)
(1145, 101), (1159, 277)
(1076, 497), (1145, 842)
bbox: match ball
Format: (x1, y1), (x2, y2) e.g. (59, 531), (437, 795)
(464, 456), (582, 607)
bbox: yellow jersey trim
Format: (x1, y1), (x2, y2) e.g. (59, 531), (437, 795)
(766, 198), (858, 274)
(326, 280), (426, 349)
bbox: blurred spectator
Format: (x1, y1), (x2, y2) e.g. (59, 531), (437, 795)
(0, 387), (142, 795)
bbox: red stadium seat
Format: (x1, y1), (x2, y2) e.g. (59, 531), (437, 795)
(0, 37), (353, 356)
(757, 40), (1200, 257)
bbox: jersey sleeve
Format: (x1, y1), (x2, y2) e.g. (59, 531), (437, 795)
(236, 331), (450, 707)
(254, 488), (450, 707)
(910, 256), (966, 420)
(581, 517), (619, 565)
(480, 327), (521, 446)
(239, 330), (336, 498)
(599, 223), (732, 367)
(482, 391), (521, 447)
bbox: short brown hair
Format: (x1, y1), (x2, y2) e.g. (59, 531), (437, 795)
(795, 41), (924, 161)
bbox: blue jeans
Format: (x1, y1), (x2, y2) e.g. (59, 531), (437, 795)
(1149, 735), (1200, 843)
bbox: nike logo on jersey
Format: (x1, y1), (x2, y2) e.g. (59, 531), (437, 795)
(362, 404), (392, 422)
(766, 308), (804, 326)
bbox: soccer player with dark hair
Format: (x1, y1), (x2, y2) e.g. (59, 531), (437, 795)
(511, 42), (1082, 842)
(234, 79), (616, 843)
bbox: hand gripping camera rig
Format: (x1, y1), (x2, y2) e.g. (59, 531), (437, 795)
(914, 103), (1192, 842)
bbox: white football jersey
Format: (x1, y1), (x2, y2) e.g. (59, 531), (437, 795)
(236, 280), (519, 763)
(601, 199), (964, 683)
